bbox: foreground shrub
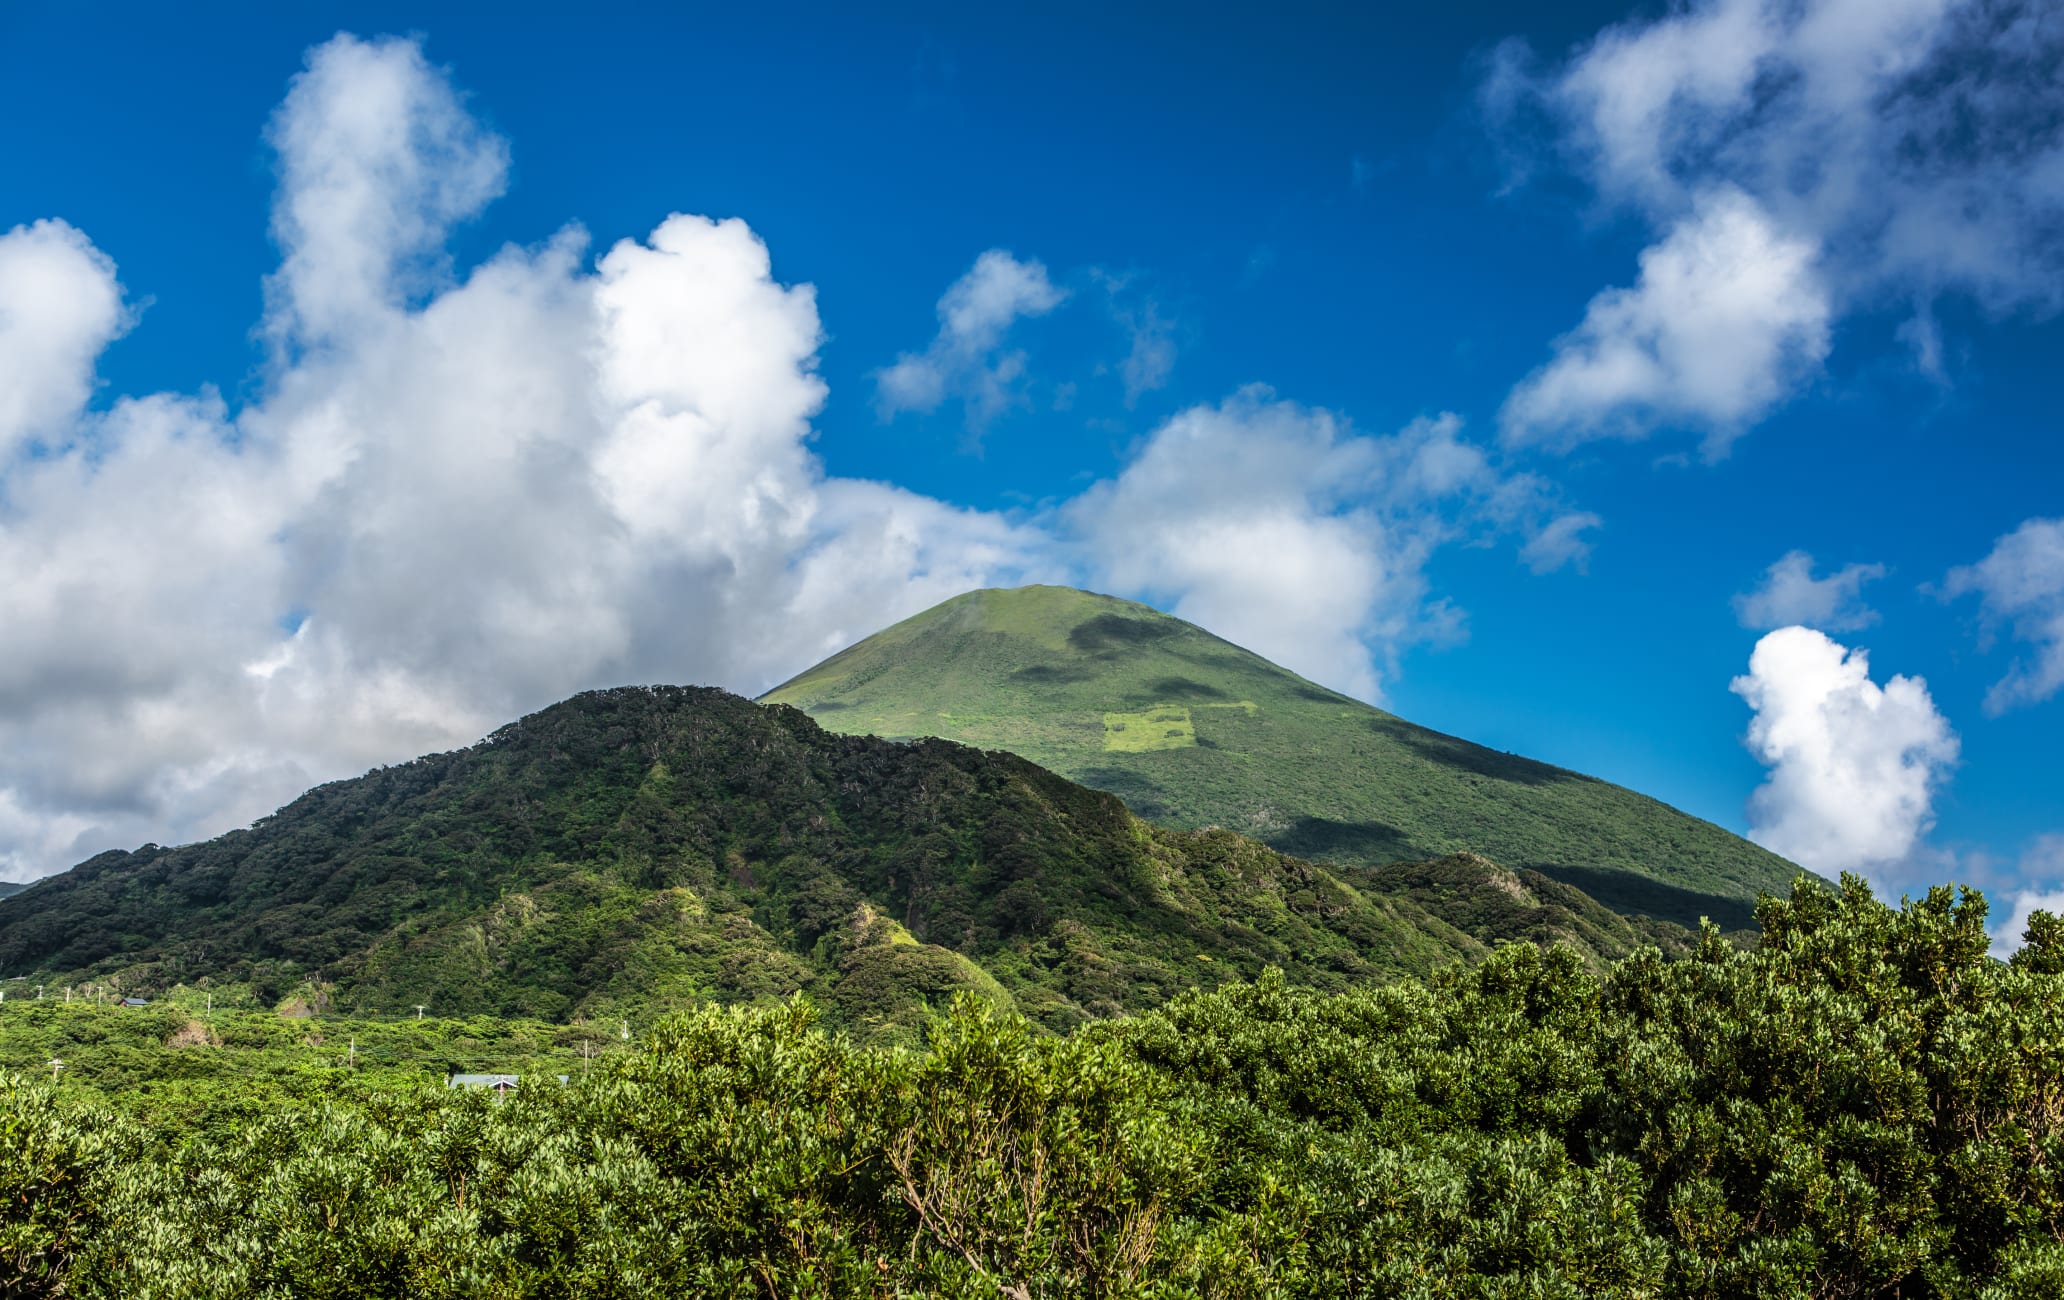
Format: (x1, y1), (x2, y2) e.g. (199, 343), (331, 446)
(3, 876), (2061, 1298)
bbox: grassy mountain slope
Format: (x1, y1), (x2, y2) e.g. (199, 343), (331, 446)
(763, 586), (1798, 928)
(0, 881), (26, 900)
(0, 687), (1680, 1041)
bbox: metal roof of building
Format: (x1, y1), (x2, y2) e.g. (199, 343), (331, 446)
(448, 1073), (521, 1089)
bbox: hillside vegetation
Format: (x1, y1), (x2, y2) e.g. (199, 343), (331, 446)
(0, 688), (1683, 1040)
(7, 879), (2063, 1298)
(763, 586), (1799, 928)
(0, 993), (613, 1136)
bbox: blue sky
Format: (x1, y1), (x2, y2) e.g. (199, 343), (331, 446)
(2, 1), (2061, 935)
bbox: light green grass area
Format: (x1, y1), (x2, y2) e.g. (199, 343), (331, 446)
(761, 585), (1803, 929)
(0, 993), (620, 1134)
(1102, 706), (1195, 752)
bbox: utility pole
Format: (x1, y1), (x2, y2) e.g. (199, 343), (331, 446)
(348, 1037), (356, 1069)
(619, 1019), (630, 1042)
(35, 985), (43, 1001)
(48, 1058), (61, 1080)
(582, 1040), (593, 1077)
(414, 1004), (427, 1022)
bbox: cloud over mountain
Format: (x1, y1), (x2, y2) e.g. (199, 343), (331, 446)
(0, 36), (1053, 880)
(0, 34), (1579, 881)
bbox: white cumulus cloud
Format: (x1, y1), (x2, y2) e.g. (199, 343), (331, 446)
(0, 219), (131, 458)
(1502, 188), (1830, 452)
(1491, 0), (2064, 449)
(1735, 549), (1885, 632)
(1731, 626), (1959, 876)
(874, 249), (1067, 428)
(1069, 391), (1572, 701)
(1943, 517), (2064, 715)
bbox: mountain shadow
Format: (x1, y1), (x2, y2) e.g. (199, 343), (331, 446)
(1270, 816), (1418, 865)
(1529, 863), (1761, 932)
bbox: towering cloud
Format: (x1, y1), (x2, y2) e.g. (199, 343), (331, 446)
(263, 35), (510, 347)
(1730, 627), (1959, 876)
(0, 33), (1586, 882)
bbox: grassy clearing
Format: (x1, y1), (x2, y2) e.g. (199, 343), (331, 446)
(1102, 705), (1195, 751)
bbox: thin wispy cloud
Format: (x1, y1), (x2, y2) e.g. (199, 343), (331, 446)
(1735, 550), (1886, 634)
(1945, 517), (2064, 715)
(873, 249), (1066, 430)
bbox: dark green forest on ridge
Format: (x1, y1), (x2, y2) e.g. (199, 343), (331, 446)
(0, 686), (1691, 1041)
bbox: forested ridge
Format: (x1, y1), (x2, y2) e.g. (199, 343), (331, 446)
(5, 879), (2063, 1297)
(0, 686), (1685, 1040)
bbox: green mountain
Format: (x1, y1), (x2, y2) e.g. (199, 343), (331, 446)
(0, 881), (26, 900)
(0, 687), (1683, 1041)
(763, 586), (1798, 929)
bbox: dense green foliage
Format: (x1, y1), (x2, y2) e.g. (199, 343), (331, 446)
(4, 878), (2061, 1298)
(762, 586), (1800, 928)
(0, 688), (1683, 1041)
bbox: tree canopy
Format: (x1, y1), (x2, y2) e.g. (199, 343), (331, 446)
(5, 876), (2061, 1298)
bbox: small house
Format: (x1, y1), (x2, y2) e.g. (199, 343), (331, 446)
(119, 997), (149, 1008)
(448, 1073), (521, 1096)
